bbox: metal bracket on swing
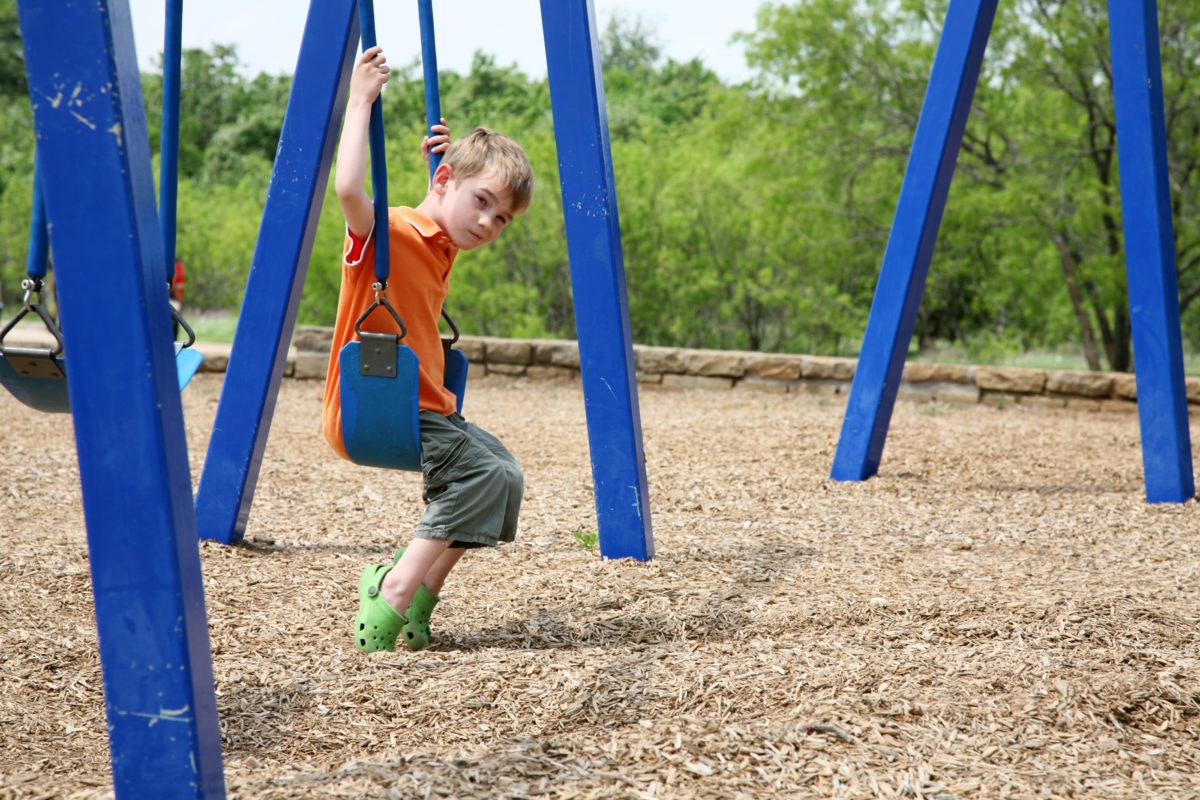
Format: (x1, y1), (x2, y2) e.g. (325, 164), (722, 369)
(354, 281), (408, 378)
(0, 278), (66, 379)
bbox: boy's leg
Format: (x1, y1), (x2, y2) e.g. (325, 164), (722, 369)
(423, 546), (467, 594)
(461, 421), (524, 542)
(399, 545), (465, 651)
(357, 542), (448, 654)
(380, 537), (448, 616)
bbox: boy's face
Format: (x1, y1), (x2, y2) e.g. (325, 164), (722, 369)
(436, 167), (517, 251)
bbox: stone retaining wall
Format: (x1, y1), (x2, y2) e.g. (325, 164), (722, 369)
(248, 325), (1200, 413)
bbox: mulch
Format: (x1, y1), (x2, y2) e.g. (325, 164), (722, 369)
(1, 371), (1198, 799)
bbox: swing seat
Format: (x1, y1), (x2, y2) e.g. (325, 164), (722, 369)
(338, 335), (470, 471)
(444, 346), (468, 415)
(339, 334), (423, 471)
(173, 342), (204, 390)
(0, 347), (69, 413)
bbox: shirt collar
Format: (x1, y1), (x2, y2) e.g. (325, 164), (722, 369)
(400, 207), (457, 258)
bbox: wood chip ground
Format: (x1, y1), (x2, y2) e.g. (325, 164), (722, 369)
(2, 373), (1198, 799)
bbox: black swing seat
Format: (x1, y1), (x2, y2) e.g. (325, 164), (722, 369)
(338, 332), (468, 472)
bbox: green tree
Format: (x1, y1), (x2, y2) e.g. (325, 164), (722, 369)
(0, 0), (26, 98)
(740, 0), (1200, 371)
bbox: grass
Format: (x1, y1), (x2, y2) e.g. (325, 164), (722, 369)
(571, 529), (599, 551)
(186, 311), (239, 343)
(911, 342), (1200, 375)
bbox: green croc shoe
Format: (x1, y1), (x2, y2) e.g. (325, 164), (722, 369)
(354, 563), (406, 653)
(401, 584), (440, 651)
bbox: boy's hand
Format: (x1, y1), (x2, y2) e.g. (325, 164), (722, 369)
(422, 118), (451, 166)
(351, 46), (390, 106)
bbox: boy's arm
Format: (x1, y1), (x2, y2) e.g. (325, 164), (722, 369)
(335, 46), (390, 240)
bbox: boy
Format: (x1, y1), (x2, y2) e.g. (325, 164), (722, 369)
(322, 45), (534, 653)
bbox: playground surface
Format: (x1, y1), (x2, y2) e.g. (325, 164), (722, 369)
(1, 371), (1198, 799)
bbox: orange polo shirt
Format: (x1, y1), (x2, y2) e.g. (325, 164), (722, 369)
(322, 207), (460, 460)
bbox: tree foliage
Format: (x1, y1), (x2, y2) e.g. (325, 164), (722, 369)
(3, 4), (1200, 372)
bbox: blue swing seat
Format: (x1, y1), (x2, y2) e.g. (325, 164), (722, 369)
(338, 335), (468, 471)
(174, 342), (204, 389)
(444, 347), (468, 414)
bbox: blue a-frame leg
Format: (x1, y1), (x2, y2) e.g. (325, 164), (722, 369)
(18, 1), (225, 797)
(195, 0), (358, 544)
(540, 0), (655, 561)
(830, 0), (1194, 503)
(1106, 1), (1194, 503)
(830, 0), (998, 482)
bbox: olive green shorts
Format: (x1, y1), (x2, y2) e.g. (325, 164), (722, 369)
(416, 411), (523, 548)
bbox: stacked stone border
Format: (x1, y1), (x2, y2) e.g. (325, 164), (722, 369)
(186, 326), (1200, 413)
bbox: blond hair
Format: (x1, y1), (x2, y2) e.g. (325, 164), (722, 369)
(443, 127), (534, 214)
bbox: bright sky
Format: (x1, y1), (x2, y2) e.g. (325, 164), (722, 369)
(126, 0), (762, 84)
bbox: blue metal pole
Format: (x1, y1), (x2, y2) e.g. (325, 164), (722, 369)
(539, 0), (654, 561)
(17, 0), (224, 796)
(159, 0), (182, 283)
(1107, 0), (1194, 502)
(830, 0), (998, 481)
(417, 0), (442, 176)
(194, 0), (359, 544)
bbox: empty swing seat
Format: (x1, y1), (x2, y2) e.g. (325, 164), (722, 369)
(174, 342), (204, 389)
(0, 344), (203, 413)
(0, 346), (69, 413)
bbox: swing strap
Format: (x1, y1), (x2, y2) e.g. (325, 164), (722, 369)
(357, 0), (391, 286)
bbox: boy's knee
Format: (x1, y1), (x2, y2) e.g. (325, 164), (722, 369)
(479, 455), (519, 497)
(507, 461), (524, 493)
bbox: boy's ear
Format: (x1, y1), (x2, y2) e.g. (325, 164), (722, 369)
(430, 162), (454, 194)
